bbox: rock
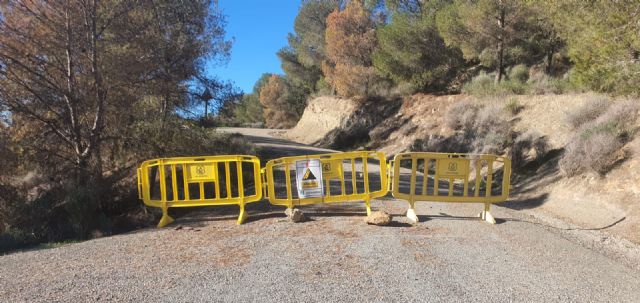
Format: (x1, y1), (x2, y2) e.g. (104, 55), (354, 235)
(365, 211), (392, 226)
(285, 208), (306, 223)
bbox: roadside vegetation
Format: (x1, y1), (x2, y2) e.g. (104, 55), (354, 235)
(226, 0), (639, 177)
(0, 1), (253, 253)
(2, 0), (639, 252)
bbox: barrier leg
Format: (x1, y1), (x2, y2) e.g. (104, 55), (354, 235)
(406, 200), (419, 224)
(237, 203), (248, 225)
(157, 203), (174, 228)
(478, 203), (496, 224)
(365, 198), (372, 216)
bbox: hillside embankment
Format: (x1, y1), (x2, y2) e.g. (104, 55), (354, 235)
(287, 93), (640, 244)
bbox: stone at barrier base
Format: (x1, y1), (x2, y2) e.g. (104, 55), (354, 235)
(285, 208), (306, 223)
(365, 211), (392, 226)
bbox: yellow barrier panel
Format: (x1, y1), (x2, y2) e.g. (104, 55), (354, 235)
(391, 152), (511, 224)
(137, 155), (262, 227)
(264, 151), (388, 215)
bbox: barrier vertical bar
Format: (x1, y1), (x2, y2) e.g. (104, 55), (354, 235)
(433, 160), (439, 197)
(157, 160), (174, 228)
(182, 164), (190, 200)
(340, 160), (346, 195)
(501, 158), (512, 200)
(474, 161), (482, 197)
(171, 165), (178, 201)
(479, 160), (496, 224)
(214, 162), (220, 200)
(485, 161), (494, 197)
(407, 155), (419, 223)
(351, 159), (357, 195)
(285, 163), (293, 209)
(421, 158), (428, 195)
(363, 156), (371, 216)
(225, 162), (232, 199)
(236, 160), (247, 224)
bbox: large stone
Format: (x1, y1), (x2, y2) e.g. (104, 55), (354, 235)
(285, 208), (306, 223)
(365, 211), (392, 226)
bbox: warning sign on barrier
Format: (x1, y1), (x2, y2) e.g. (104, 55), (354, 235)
(296, 159), (324, 198)
(437, 158), (469, 178)
(321, 159), (343, 179)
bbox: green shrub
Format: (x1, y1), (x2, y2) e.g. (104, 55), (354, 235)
(463, 71), (530, 96)
(462, 72), (496, 96)
(509, 64), (529, 83)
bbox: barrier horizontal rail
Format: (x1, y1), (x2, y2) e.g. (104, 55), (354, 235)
(137, 155), (262, 227)
(264, 151), (388, 215)
(391, 152), (511, 224)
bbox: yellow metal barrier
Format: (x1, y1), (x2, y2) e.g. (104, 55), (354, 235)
(137, 155), (262, 227)
(391, 152), (511, 224)
(264, 151), (388, 215)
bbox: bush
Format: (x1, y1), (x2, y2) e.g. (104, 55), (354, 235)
(504, 98), (522, 115)
(509, 131), (548, 169)
(420, 100), (546, 173)
(564, 96), (610, 129)
(509, 64), (530, 83)
(528, 71), (574, 95)
(462, 72), (496, 96)
(444, 100), (478, 130)
(443, 101), (513, 154)
(463, 72), (529, 96)
(0, 228), (37, 253)
(560, 99), (639, 176)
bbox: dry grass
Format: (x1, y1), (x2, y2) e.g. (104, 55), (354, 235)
(560, 99), (639, 176)
(564, 96), (610, 129)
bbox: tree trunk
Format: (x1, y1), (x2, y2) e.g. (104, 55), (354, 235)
(496, 1), (506, 83)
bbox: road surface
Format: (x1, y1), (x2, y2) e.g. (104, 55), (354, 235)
(1, 128), (639, 302)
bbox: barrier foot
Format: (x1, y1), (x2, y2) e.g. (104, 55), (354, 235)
(478, 203), (496, 224)
(237, 205), (248, 225)
(365, 199), (372, 216)
(157, 212), (174, 228)
(406, 208), (419, 224)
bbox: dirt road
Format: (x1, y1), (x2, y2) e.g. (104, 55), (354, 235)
(1, 128), (639, 302)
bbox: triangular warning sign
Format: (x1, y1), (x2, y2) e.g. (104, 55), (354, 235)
(302, 168), (317, 180)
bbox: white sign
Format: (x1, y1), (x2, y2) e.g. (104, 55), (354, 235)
(295, 159), (324, 198)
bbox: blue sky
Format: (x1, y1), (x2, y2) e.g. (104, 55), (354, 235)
(206, 1), (301, 93)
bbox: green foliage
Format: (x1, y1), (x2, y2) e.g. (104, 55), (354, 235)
(509, 65), (530, 83)
(233, 93), (264, 124)
(373, 13), (463, 92)
(278, 47), (323, 92)
(436, 0), (562, 82)
(463, 69), (572, 96)
(291, 0), (342, 69)
(544, 1), (640, 95)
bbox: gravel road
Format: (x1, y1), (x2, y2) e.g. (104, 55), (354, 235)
(1, 128), (639, 302)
